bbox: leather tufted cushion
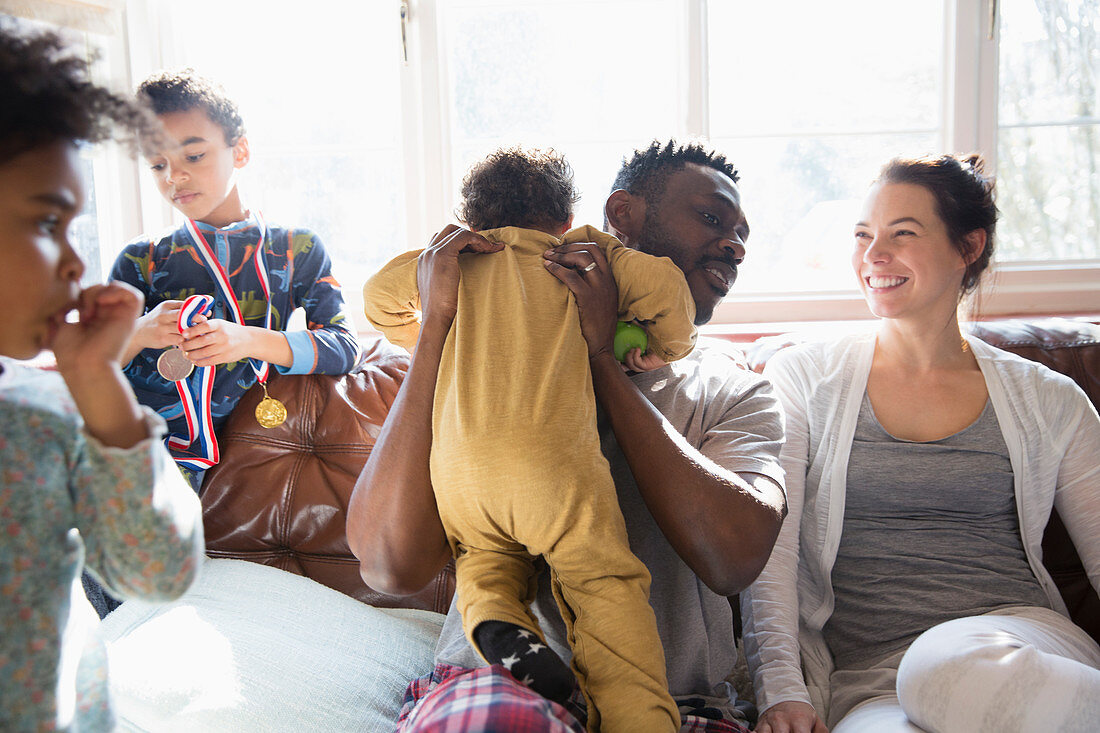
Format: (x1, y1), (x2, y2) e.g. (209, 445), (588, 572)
(199, 334), (455, 614)
(967, 318), (1100, 645)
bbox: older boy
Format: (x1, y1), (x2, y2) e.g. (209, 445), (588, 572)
(111, 70), (360, 486)
(349, 140), (787, 732)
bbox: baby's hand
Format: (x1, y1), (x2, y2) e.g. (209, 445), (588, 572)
(621, 347), (667, 373)
(133, 299), (187, 351)
(53, 283), (144, 374)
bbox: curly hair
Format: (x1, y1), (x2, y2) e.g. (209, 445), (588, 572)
(138, 68), (245, 146)
(459, 147), (579, 232)
(877, 153), (998, 295)
(0, 16), (153, 165)
(611, 139), (740, 210)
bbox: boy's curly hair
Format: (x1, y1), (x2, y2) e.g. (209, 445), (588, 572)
(138, 68), (245, 146)
(459, 147), (579, 232)
(611, 139), (740, 210)
(0, 16), (153, 164)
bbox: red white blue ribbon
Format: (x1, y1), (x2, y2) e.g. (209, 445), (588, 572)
(165, 294), (218, 470)
(166, 215), (270, 470)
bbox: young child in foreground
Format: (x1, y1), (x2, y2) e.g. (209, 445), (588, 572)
(0, 18), (204, 730)
(363, 148), (696, 732)
(111, 69), (361, 489)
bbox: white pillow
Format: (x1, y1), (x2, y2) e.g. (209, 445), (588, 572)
(98, 558), (444, 732)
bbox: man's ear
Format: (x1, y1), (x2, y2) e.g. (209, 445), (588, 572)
(605, 189), (644, 245)
(962, 229), (987, 265)
(232, 135), (250, 169)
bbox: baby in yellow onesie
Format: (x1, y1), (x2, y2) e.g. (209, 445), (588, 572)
(363, 148), (695, 733)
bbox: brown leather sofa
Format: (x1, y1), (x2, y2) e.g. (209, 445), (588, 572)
(198, 317), (1100, 644)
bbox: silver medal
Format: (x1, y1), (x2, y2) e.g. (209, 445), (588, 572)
(157, 346), (194, 381)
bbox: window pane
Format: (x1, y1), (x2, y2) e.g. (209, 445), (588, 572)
(709, 1), (942, 137)
(716, 133), (939, 293)
(708, 1), (944, 293)
(73, 154), (102, 286)
(998, 0), (1099, 125)
(442, 0), (683, 228)
(144, 0), (404, 318)
(998, 124), (1100, 261)
(998, 0), (1099, 262)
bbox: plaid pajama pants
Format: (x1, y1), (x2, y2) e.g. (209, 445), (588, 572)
(394, 664), (752, 733)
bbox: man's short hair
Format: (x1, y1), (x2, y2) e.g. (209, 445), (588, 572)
(138, 68), (245, 146)
(611, 139), (740, 210)
(0, 16), (151, 164)
(459, 146), (579, 232)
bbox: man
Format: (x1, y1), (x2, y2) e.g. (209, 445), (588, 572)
(347, 139), (787, 732)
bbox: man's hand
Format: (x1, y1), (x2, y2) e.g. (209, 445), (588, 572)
(417, 224), (503, 330)
(542, 242), (617, 359)
(755, 701), (829, 733)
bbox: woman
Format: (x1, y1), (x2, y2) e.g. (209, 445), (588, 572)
(741, 154), (1100, 733)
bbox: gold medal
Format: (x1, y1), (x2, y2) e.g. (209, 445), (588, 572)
(254, 381), (287, 428)
(157, 346), (194, 381)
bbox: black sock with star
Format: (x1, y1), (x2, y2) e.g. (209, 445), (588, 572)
(474, 620), (575, 703)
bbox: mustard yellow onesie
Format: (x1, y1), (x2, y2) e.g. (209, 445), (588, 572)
(363, 225), (696, 732)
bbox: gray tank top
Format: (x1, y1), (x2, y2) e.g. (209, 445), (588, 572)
(823, 391), (1049, 671)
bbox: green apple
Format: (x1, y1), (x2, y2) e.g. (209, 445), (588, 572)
(613, 321), (648, 362)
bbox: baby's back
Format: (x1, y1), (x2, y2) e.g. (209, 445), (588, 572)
(433, 226), (598, 470)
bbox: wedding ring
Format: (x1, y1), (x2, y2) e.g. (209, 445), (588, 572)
(581, 261), (598, 273)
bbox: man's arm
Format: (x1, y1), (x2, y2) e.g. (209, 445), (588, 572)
(544, 243), (786, 596)
(346, 226), (503, 595)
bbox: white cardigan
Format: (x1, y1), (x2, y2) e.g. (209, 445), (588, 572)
(740, 332), (1100, 717)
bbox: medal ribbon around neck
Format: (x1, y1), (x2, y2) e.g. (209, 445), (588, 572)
(168, 215), (274, 466)
(183, 214), (272, 384)
(165, 294), (218, 469)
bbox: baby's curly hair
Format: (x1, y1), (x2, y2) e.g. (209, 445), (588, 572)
(138, 68), (245, 146)
(459, 147), (579, 232)
(0, 16), (152, 164)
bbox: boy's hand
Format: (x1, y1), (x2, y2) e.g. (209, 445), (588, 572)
(133, 299), (186, 350)
(180, 318), (256, 367)
(417, 225), (503, 328)
(53, 283), (144, 374)
(543, 242), (618, 360)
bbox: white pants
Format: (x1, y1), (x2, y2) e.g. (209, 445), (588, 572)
(832, 606), (1100, 733)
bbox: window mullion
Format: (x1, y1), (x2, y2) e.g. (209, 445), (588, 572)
(401, 0), (451, 251)
(945, 0), (999, 162)
(684, 0), (709, 138)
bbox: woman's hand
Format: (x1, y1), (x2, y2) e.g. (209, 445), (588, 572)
(543, 242), (618, 360)
(417, 224), (503, 329)
(755, 701), (829, 733)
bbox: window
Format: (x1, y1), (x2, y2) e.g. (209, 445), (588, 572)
(997, 0), (1099, 263)
(67, 0), (1100, 326)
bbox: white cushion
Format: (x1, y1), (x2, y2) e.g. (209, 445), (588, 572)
(98, 558), (444, 732)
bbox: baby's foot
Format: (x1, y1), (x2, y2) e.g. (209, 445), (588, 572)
(474, 620), (575, 702)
